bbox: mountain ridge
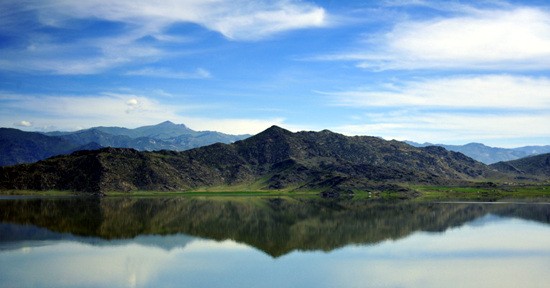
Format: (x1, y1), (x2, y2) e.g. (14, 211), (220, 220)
(407, 141), (550, 164)
(0, 128), (91, 166)
(0, 121), (250, 166)
(490, 153), (550, 179)
(0, 126), (502, 195)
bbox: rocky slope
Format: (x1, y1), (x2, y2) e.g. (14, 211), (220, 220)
(0, 126), (498, 194)
(490, 153), (550, 180)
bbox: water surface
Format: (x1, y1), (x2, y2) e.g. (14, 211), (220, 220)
(1, 197), (549, 287)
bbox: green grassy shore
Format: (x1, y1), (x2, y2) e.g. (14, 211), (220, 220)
(2, 183), (550, 201)
(409, 184), (550, 201)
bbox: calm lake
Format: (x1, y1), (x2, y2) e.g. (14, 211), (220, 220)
(1, 196), (550, 288)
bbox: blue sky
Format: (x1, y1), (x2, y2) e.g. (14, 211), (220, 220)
(1, 0), (550, 147)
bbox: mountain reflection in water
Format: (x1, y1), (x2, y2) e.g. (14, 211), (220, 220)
(2, 197), (550, 288)
(1, 197), (549, 256)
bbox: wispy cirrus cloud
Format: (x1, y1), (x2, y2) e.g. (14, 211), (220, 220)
(25, 0), (328, 41)
(0, 0), (328, 74)
(0, 36), (161, 75)
(325, 75), (550, 109)
(206, 1), (327, 40)
(320, 5), (550, 70)
(125, 68), (211, 79)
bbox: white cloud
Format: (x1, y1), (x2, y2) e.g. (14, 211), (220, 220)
(323, 6), (550, 70)
(125, 98), (140, 113)
(326, 75), (550, 109)
(324, 74), (550, 145)
(0, 92), (284, 135)
(333, 112), (550, 146)
(206, 2), (327, 40)
(126, 98), (139, 107)
(2, 93), (176, 128)
(13, 120), (32, 127)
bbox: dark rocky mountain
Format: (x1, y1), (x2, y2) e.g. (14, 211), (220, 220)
(0, 121), (249, 166)
(406, 141), (550, 164)
(490, 153), (550, 180)
(0, 126), (499, 195)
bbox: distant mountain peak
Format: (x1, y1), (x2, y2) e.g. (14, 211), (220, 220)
(157, 120), (176, 126)
(267, 125), (287, 131)
(463, 142), (487, 147)
(154, 120), (184, 127)
(256, 125), (292, 137)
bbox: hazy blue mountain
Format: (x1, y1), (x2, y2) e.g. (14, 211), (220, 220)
(89, 121), (197, 139)
(513, 146), (550, 155)
(0, 128), (83, 166)
(1, 121), (250, 166)
(52, 129), (134, 147)
(45, 121), (249, 151)
(406, 141), (550, 164)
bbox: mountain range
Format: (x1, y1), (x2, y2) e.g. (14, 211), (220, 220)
(2, 122), (547, 169)
(406, 141), (550, 164)
(0, 121), (249, 166)
(1, 125), (517, 195)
